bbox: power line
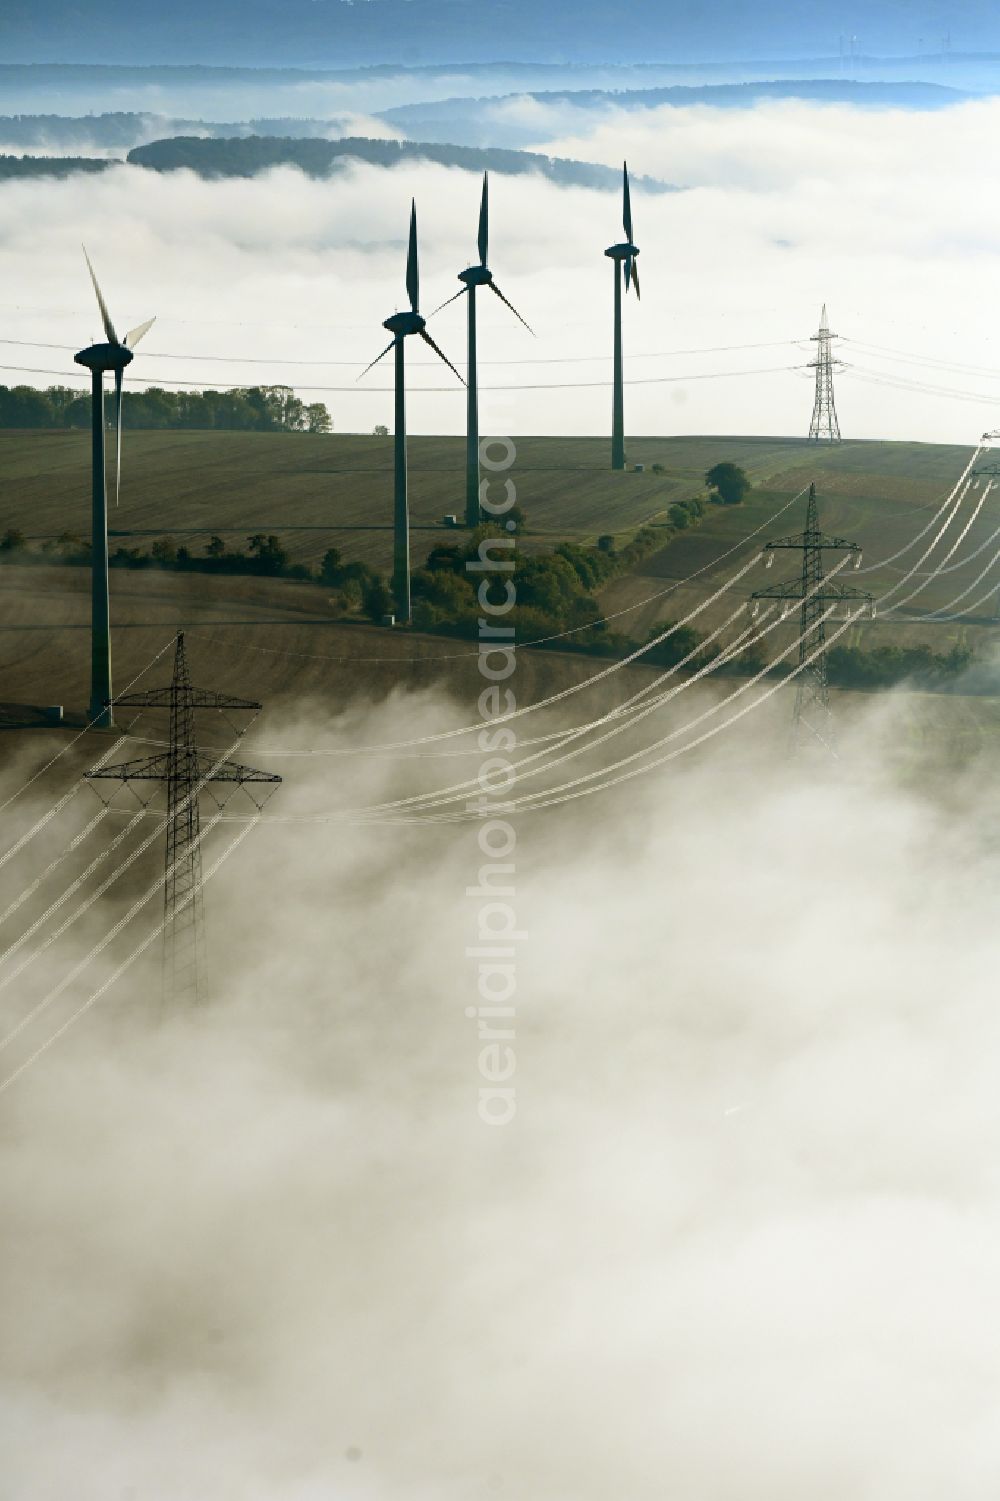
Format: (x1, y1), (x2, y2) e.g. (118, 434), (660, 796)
(0, 817), (259, 1097)
(0, 335), (804, 368)
(843, 364), (1000, 408)
(0, 359), (805, 394)
(0, 635), (173, 826)
(843, 337), (1000, 380)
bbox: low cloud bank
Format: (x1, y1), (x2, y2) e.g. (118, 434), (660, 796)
(2, 97), (1000, 441)
(1, 681), (999, 1497)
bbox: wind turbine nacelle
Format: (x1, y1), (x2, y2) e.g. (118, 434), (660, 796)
(459, 265), (493, 287)
(74, 342), (133, 373)
(383, 311), (425, 337)
(605, 242), (639, 261)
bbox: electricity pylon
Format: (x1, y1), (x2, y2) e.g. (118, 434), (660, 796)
(86, 633), (280, 1005)
(751, 483), (873, 751)
(807, 304), (842, 442)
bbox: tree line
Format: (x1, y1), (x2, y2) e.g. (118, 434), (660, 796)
(0, 383), (331, 433)
(0, 517), (974, 688)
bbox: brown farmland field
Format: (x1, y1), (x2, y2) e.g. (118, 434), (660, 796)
(2, 429), (1000, 763)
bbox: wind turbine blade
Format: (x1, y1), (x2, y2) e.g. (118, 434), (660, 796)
(478, 171), (489, 267)
(113, 366), (123, 509)
(488, 281), (534, 335)
(622, 161), (633, 244)
(429, 286), (468, 318)
(623, 254), (633, 294)
(418, 328), (465, 385)
(124, 316), (156, 349)
(630, 259), (640, 300)
(82, 245), (118, 345)
(358, 337), (396, 381)
(406, 199), (419, 314)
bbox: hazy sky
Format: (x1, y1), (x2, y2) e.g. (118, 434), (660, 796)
(3, 0), (998, 66)
(3, 96), (1000, 444)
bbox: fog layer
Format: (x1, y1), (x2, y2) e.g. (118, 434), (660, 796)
(2, 683), (1000, 1498)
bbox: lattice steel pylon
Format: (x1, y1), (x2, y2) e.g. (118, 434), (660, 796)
(751, 483), (874, 752)
(808, 304), (842, 442)
(86, 633), (280, 1005)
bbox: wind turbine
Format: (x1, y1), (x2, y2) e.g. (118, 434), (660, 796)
(74, 250), (155, 728)
(361, 200), (463, 624)
(605, 162), (640, 472)
(436, 173), (533, 527)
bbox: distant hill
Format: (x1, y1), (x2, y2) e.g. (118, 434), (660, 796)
(383, 77), (972, 146)
(0, 134), (672, 189)
(125, 136), (673, 191)
(0, 112), (390, 151)
(0, 153), (109, 179)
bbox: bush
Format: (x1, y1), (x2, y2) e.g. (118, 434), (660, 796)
(320, 547), (343, 586)
(706, 462), (751, 505)
(827, 643), (972, 689)
(363, 576), (394, 621)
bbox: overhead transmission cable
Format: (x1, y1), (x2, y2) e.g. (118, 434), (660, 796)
(0, 813), (259, 1092)
(186, 489), (812, 761)
(881, 481), (996, 613)
(190, 602), (864, 830)
(321, 604), (775, 823)
(0, 334), (807, 367)
(857, 446), (981, 574)
(211, 549), (769, 760)
(891, 536), (1000, 622)
(482, 609), (869, 820)
(0, 802), (111, 932)
(156, 563), (852, 830)
(191, 484), (810, 674)
(0, 730), (249, 1008)
(332, 603), (782, 822)
(874, 477), (977, 609)
(882, 485), (1000, 577)
(0, 634), (173, 826)
(0, 359), (805, 395)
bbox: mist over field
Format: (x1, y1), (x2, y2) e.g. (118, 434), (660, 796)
(3, 95), (1000, 443)
(6, 8), (1000, 1490)
(3, 686), (1000, 1498)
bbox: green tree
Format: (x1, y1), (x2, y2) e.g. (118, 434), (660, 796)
(205, 535), (227, 558)
(705, 462), (751, 505)
(305, 403), (332, 433)
(247, 534), (288, 575)
(372, 424), (389, 437)
(0, 527), (26, 552)
(363, 576), (394, 621)
(320, 547), (343, 586)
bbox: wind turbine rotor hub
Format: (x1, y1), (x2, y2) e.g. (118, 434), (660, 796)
(383, 310), (426, 336)
(605, 242), (639, 260)
(74, 342), (134, 373)
(459, 265), (493, 287)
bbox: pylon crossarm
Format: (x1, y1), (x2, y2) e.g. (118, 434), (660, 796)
(752, 580), (872, 603)
(86, 753), (172, 782)
(192, 755), (282, 785)
(763, 535), (861, 554)
(109, 688), (262, 710)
